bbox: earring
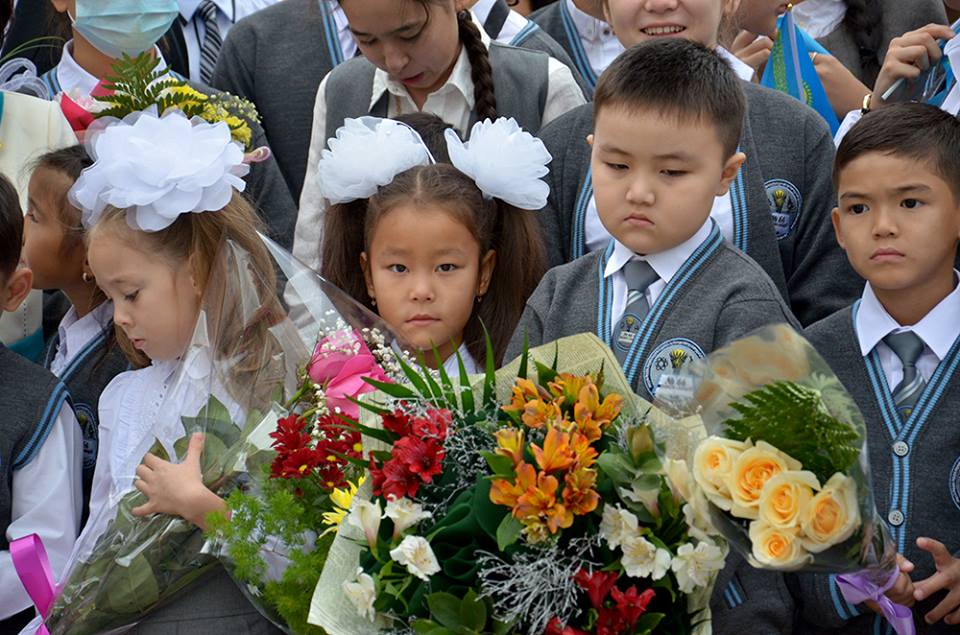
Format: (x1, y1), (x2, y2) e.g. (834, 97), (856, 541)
(476, 295), (483, 305)
(371, 298), (377, 307)
(82, 272), (94, 283)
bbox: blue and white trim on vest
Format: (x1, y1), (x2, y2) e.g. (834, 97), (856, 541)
(558, 0), (598, 90)
(595, 221), (724, 386)
(14, 381), (70, 470)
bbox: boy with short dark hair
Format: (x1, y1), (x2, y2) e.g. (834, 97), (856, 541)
(0, 173), (82, 631)
(801, 103), (960, 633)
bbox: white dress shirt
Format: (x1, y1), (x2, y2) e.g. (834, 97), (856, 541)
(471, 0), (529, 44)
(441, 342), (481, 377)
(583, 47), (753, 255)
(1, 404), (82, 620)
(294, 15), (586, 271)
(57, 41), (168, 97)
(603, 219), (714, 331)
(178, 0), (282, 82)
(48, 302), (113, 377)
(855, 276), (960, 390)
(791, 0), (848, 39)
(565, 0), (623, 79)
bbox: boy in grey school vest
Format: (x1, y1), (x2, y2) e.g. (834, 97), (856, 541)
(0, 176), (82, 632)
(507, 39), (801, 635)
(799, 105), (960, 634)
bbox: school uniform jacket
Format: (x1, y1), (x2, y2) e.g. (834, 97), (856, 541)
(815, 0), (946, 87)
(38, 68), (298, 250)
(536, 81), (862, 327)
(528, 0), (603, 91)
(796, 306), (960, 635)
(480, 0), (591, 98)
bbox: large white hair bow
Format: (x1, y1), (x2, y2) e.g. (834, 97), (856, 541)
(317, 117), (434, 204)
(445, 118), (551, 210)
(71, 109), (249, 232)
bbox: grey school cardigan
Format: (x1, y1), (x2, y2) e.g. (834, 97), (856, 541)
(506, 223), (800, 401)
(536, 81), (862, 327)
(795, 306), (960, 635)
(815, 0), (947, 87)
(213, 0), (343, 201)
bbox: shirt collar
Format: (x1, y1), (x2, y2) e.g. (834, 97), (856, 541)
(604, 219), (714, 283)
(370, 13), (488, 111)
(471, 0), (496, 25)
(331, 2), (351, 35)
(716, 46), (757, 82)
(566, 0), (612, 43)
(855, 274), (960, 360)
(179, 0), (233, 21)
(57, 301), (113, 363)
(59, 40), (168, 96)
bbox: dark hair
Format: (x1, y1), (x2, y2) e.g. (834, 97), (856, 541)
(0, 172), (22, 281)
(834, 103), (960, 200)
(322, 164), (546, 365)
(338, 0), (498, 121)
(30, 145), (93, 256)
(394, 112), (456, 163)
(594, 38), (745, 157)
(843, 0), (883, 83)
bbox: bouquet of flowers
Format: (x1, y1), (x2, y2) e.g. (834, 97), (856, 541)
(36, 234), (407, 634)
(651, 324), (912, 634)
(309, 333), (727, 635)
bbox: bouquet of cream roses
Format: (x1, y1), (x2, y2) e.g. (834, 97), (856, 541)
(652, 324), (912, 634)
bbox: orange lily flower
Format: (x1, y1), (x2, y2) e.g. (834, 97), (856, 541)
(563, 467), (600, 516)
(574, 383), (623, 437)
(502, 378), (540, 416)
(532, 426), (576, 473)
(522, 397), (564, 430)
(490, 462), (536, 508)
(570, 432), (598, 469)
(514, 471), (574, 537)
(495, 427), (526, 466)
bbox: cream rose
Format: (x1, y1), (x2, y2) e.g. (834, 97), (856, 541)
(748, 520), (812, 570)
(692, 437), (750, 510)
(800, 472), (861, 553)
(725, 441), (802, 519)
(758, 471), (820, 530)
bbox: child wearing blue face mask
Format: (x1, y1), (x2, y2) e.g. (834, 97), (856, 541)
(36, 0), (298, 252)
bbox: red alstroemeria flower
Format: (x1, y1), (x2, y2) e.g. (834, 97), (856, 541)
(411, 408), (452, 440)
(543, 617), (589, 635)
(573, 568), (620, 610)
(393, 436), (444, 483)
(381, 410), (413, 436)
(595, 607), (628, 635)
(610, 586), (655, 630)
(370, 456), (422, 500)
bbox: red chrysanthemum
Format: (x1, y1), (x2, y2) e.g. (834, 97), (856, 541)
(274, 447), (324, 479)
(270, 414), (310, 452)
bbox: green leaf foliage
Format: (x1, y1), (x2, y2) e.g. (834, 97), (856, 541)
(723, 381), (861, 483)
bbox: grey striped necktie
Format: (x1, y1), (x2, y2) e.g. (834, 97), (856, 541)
(198, 0), (223, 84)
(614, 260), (659, 363)
(883, 331), (927, 420)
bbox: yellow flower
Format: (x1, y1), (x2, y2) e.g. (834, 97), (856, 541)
(800, 473), (860, 553)
(725, 441), (802, 520)
(758, 471), (819, 530)
(320, 476), (364, 537)
(692, 436), (749, 510)
(748, 520), (812, 570)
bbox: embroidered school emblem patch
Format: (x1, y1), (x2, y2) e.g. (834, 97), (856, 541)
(950, 457), (960, 513)
(766, 179), (802, 240)
(643, 338), (705, 397)
(74, 402), (99, 471)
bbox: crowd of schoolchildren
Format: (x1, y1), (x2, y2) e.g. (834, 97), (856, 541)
(1, 0), (960, 633)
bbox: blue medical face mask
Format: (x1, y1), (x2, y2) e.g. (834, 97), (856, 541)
(71, 0), (180, 58)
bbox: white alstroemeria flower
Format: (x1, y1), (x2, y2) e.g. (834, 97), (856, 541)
(342, 567), (377, 621)
(621, 535), (671, 580)
(671, 542), (726, 593)
(384, 497), (432, 538)
(389, 535), (441, 581)
(599, 504), (640, 551)
(347, 499), (382, 549)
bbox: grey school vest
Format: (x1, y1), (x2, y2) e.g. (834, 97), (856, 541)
(506, 223), (799, 402)
(44, 327), (128, 525)
(528, 0), (598, 91)
(0, 345), (70, 550)
(800, 307), (960, 635)
(536, 81), (862, 327)
(323, 42), (549, 143)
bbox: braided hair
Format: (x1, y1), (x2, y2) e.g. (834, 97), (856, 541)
(843, 0), (884, 82)
(456, 8), (498, 121)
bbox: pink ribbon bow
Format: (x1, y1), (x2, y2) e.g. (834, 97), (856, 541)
(10, 534), (57, 635)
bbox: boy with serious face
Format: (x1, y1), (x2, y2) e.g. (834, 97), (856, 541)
(800, 103), (960, 634)
(507, 38), (802, 633)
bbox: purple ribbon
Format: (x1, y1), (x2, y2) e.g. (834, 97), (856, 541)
(837, 566), (915, 635)
(10, 534), (56, 635)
